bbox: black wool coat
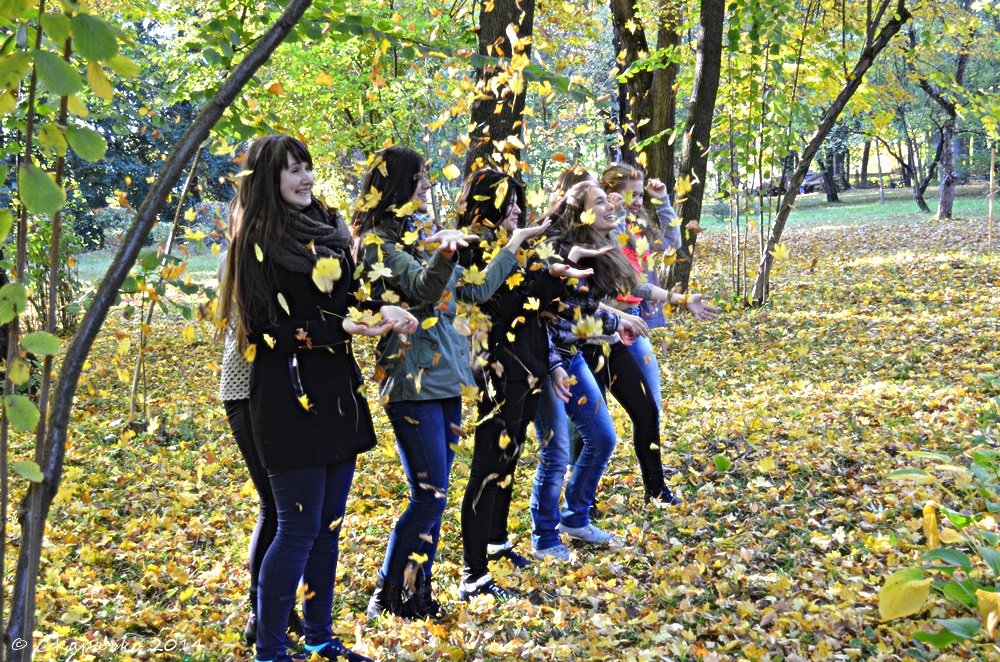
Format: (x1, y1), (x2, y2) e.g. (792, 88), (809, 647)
(244, 247), (379, 472)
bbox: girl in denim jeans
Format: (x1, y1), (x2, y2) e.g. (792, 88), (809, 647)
(353, 148), (544, 619)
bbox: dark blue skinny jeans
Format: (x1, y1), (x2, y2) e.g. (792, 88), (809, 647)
(379, 397), (461, 584)
(254, 460), (356, 660)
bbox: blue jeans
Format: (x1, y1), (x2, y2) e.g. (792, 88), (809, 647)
(380, 398), (461, 583)
(255, 460), (356, 660)
(627, 334), (663, 416)
(531, 352), (618, 541)
(531, 374), (570, 550)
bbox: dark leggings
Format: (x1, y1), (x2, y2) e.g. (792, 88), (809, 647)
(224, 399), (277, 613)
(582, 342), (664, 496)
(461, 375), (539, 579)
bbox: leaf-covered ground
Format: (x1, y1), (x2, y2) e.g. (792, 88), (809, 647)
(9, 215), (998, 660)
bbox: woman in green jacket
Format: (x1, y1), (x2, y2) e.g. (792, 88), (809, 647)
(353, 148), (545, 618)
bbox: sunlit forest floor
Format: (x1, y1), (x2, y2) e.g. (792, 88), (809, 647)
(10, 206), (999, 660)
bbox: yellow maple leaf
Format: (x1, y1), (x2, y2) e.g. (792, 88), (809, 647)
(348, 307), (383, 327)
(442, 163), (461, 180)
(367, 262), (393, 280)
(297, 393), (313, 411)
(675, 174), (693, 198)
(524, 297), (540, 311)
(244, 344), (257, 362)
(263, 333), (276, 349)
(770, 243), (791, 260)
(421, 317), (439, 330)
(579, 209), (596, 226)
(506, 271), (524, 289)
(494, 178), (509, 209)
(461, 265), (488, 286)
(315, 72), (334, 86)
(311, 256), (343, 293)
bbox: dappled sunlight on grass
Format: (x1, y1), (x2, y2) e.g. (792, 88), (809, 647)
(4, 214), (998, 659)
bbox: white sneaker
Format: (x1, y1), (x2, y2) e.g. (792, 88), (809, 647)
(529, 543), (571, 562)
(558, 522), (622, 547)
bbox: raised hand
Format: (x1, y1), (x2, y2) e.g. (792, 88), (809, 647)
(566, 244), (615, 264)
(425, 229), (480, 258)
(507, 220), (552, 251)
(646, 178), (669, 200)
(683, 293), (720, 321)
(548, 262), (594, 280)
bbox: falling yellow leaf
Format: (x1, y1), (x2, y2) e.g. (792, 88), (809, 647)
(571, 316), (603, 339)
(263, 334), (276, 349)
(311, 257), (343, 293)
(442, 163), (461, 180)
(421, 317), (439, 330)
(244, 344), (257, 362)
(297, 393), (313, 411)
(461, 265), (488, 286)
(770, 243), (791, 260)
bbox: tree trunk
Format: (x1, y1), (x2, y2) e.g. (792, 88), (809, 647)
(860, 139), (871, 186)
(909, 0), (971, 220)
(3, 1), (314, 657)
(821, 149), (841, 202)
(750, 0), (911, 306)
(608, 0), (680, 190)
(665, 0), (725, 290)
(464, 0), (535, 174)
(900, 109), (931, 212)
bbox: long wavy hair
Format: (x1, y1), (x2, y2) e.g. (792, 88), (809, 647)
(455, 168), (525, 268)
(219, 134), (312, 349)
(600, 163), (664, 249)
(543, 181), (638, 298)
(351, 146), (425, 242)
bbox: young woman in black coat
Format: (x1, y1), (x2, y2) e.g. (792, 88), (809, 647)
(455, 169), (601, 600)
(219, 135), (416, 662)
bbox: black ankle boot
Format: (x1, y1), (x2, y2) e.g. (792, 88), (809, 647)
(243, 613), (257, 646)
(366, 573), (414, 619)
(410, 573), (444, 619)
(287, 608), (304, 637)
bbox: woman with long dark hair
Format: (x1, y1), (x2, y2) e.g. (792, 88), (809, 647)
(218, 204), (302, 646)
(353, 149), (545, 619)
(220, 135), (417, 662)
(453, 169), (595, 600)
(597, 165), (718, 504)
(529, 180), (654, 553)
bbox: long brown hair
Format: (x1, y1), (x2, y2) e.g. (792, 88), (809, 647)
(351, 146), (425, 241)
(600, 163), (664, 249)
(543, 181), (638, 298)
(219, 135), (313, 349)
(455, 168), (525, 268)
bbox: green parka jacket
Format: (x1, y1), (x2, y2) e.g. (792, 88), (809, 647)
(359, 227), (518, 402)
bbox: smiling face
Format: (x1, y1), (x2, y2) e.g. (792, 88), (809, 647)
(279, 154), (314, 210)
(585, 187), (618, 235)
(500, 198), (522, 231)
(412, 169), (431, 203)
(620, 178), (644, 216)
